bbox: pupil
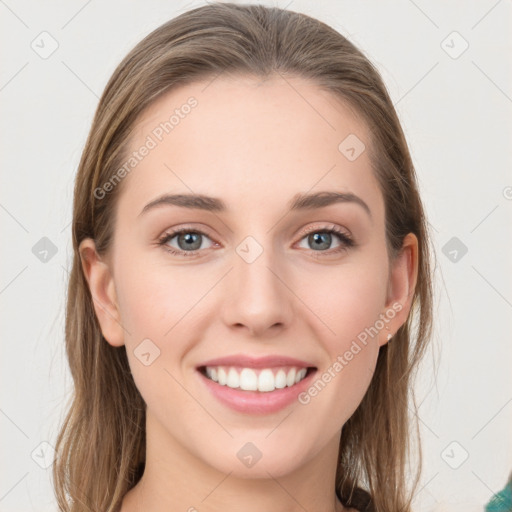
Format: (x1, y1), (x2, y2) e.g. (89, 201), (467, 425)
(181, 232), (201, 250)
(311, 232), (330, 250)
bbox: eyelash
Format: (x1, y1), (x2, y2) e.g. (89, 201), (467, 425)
(157, 224), (355, 259)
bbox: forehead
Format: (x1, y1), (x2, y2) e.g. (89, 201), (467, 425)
(118, 74), (384, 223)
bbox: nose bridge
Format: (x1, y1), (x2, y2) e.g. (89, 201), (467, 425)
(234, 232), (284, 299)
(223, 231), (293, 333)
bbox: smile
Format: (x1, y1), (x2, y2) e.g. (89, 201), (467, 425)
(196, 365), (318, 414)
(200, 365), (312, 393)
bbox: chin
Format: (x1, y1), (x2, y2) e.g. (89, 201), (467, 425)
(199, 439), (310, 480)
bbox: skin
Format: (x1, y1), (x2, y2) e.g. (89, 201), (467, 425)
(79, 74), (418, 512)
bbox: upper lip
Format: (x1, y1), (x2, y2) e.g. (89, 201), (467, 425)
(197, 354), (316, 369)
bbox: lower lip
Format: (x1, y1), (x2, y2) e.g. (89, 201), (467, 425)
(196, 368), (317, 414)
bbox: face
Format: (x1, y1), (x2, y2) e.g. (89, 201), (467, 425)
(80, 74), (417, 480)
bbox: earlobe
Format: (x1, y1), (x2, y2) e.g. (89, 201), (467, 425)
(78, 238), (125, 347)
(380, 233), (419, 347)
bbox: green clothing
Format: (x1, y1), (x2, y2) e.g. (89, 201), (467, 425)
(484, 480), (512, 512)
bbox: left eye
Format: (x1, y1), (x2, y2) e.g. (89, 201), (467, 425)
(157, 225), (354, 258)
(296, 228), (353, 253)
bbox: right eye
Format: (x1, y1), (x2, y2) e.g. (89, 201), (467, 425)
(157, 228), (217, 257)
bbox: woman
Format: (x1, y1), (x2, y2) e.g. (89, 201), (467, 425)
(53, 4), (434, 511)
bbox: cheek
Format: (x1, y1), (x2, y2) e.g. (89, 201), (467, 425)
(328, 348), (377, 427)
(299, 261), (385, 414)
(302, 326), (379, 430)
(114, 261), (202, 416)
(304, 259), (388, 343)
(115, 256), (200, 342)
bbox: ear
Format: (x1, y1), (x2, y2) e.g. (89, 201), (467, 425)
(379, 232), (419, 347)
(78, 238), (125, 347)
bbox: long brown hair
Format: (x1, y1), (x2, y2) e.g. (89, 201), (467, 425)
(53, 3), (435, 511)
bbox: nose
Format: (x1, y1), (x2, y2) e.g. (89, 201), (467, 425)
(221, 240), (294, 338)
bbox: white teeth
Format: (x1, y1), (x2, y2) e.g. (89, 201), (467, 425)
(295, 369), (306, 384)
(239, 368), (258, 391)
(217, 367), (227, 385)
(275, 369), (287, 389)
(227, 368), (239, 388)
(286, 368), (296, 387)
(203, 366), (309, 392)
(257, 369), (275, 392)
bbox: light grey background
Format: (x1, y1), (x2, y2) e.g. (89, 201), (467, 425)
(1, 1), (511, 511)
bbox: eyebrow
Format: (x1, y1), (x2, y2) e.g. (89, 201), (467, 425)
(138, 191), (372, 219)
